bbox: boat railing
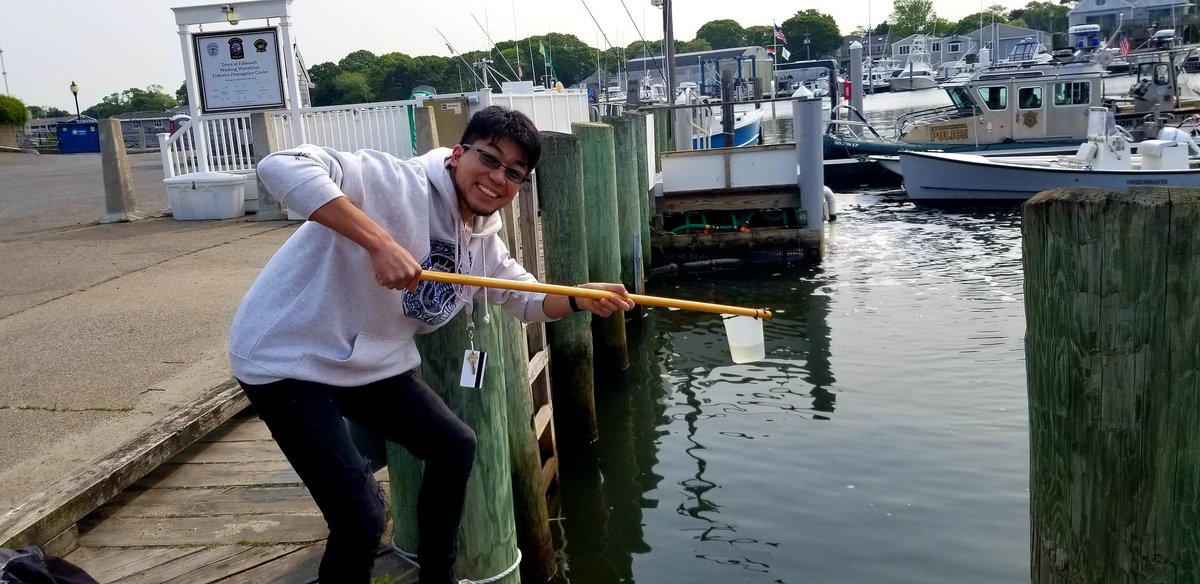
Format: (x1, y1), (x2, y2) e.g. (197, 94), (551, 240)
(827, 104), (886, 142)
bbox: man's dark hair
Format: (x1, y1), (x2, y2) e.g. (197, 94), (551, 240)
(459, 106), (542, 171)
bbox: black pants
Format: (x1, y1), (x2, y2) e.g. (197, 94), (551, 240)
(238, 372), (477, 584)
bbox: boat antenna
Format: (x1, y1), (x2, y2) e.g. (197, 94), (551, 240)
(579, 0), (629, 85)
(618, 0), (666, 83)
(0, 44), (8, 95)
(471, 13), (521, 82)
(1104, 13), (1124, 53)
(511, 0), (523, 80)
(436, 28), (487, 88)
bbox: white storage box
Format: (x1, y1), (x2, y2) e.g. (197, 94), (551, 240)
(163, 172), (246, 220)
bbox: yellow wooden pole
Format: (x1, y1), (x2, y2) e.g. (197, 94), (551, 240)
(420, 270), (773, 320)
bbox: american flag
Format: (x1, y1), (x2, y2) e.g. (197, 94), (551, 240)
(1119, 33), (1130, 56)
(774, 25), (788, 44)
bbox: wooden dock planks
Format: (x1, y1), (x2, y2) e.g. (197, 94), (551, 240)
(63, 410), (417, 583)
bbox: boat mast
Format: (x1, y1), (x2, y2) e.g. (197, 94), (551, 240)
(658, 0), (675, 96)
(0, 44), (8, 95)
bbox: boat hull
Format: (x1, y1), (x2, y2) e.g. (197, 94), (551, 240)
(823, 134), (1081, 160)
(888, 76), (939, 92)
(694, 109), (764, 149)
(900, 151), (1200, 200)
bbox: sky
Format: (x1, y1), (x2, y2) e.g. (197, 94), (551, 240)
(1, 0), (1032, 112)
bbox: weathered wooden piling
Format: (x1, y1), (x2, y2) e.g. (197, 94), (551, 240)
(652, 108), (670, 168)
(385, 437), (421, 561)
(495, 305), (556, 582)
(602, 114), (644, 295)
(572, 122), (629, 370)
(537, 131), (598, 446)
(1024, 187), (1200, 582)
(625, 112), (652, 276)
(388, 306), (519, 583)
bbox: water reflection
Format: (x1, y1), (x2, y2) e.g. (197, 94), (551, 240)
(554, 263), (836, 583)
(553, 199), (1029, 583)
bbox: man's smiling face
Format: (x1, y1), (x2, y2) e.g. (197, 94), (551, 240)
(450, 136), (528, 222)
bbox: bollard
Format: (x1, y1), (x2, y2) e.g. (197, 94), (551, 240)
(572, 122), (629, 371)
(1024, 187), (1200, 582)
(793, 97), (826, 253)
(673, 105), (692, 152)
(537, 131), (599, 446)
(625, 112), (652, 285)
(849, 42), (864, 116)
(98, 118), (139, 223)
(249, 113), (287, 220)
(602, 115), (644, 296)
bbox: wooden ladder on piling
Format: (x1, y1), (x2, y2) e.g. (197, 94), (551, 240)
(503, 185), (559, 497)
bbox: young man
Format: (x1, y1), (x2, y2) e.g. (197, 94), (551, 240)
(228, 106), (633, 583)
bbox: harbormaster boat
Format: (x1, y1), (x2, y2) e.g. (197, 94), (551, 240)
(898, 107), (1200, 201)
(825, 25), (1200, 161)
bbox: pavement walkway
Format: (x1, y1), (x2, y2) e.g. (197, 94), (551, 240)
(0, 150), (296, 547)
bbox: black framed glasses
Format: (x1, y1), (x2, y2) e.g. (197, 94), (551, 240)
(461, 143), (531, 185)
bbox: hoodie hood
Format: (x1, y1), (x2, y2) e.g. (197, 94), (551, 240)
(413, 147), (504, 239)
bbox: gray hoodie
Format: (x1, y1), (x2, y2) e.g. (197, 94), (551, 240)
(228, 145), (550, 386)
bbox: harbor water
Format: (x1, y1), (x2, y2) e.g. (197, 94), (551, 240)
(552, 95), (1029, 583)
(553, 196), (1028, 583)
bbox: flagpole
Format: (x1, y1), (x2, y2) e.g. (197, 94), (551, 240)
(772, 21), (778, 96)
(512, 0), (522, 80)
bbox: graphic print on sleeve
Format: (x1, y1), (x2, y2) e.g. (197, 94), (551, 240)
(403, 238), (460, 326)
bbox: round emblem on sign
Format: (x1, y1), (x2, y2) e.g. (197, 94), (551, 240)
(1023, 111), (1039, 128)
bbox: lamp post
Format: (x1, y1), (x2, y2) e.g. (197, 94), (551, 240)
(69, 81), (80, 119)
(804, 34), (811, 60)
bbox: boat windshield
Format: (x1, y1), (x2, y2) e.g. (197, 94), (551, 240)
(1137, 62), (1172, 86)
(1009, 40), (1042, 62)
(946, 86), (977, 110)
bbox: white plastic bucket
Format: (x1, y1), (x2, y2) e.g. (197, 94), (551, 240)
(722, 315), (765, 363)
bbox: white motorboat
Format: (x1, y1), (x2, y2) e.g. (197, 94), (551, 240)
(899, 107), (1200, 201)
(825, 26), (1200, 161)
(675, 87), (765, 150)
(890, 36), (939, 92)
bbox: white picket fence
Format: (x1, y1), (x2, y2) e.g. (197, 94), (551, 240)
(273, 100), (420, 159)
(479, 90), (589, 134)
(157, 90), (590, 181)
(158, 99), (420, 179)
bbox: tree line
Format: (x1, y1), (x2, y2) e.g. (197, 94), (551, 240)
(19, 1), (1077, 117)
(867, 0), (1072, 40)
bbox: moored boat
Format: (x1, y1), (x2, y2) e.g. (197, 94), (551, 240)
(889, 36), (939, 92)
(824, 26), (1200, 162)
(899, 108), (1200, 201)
(675, 87), (765, 150)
